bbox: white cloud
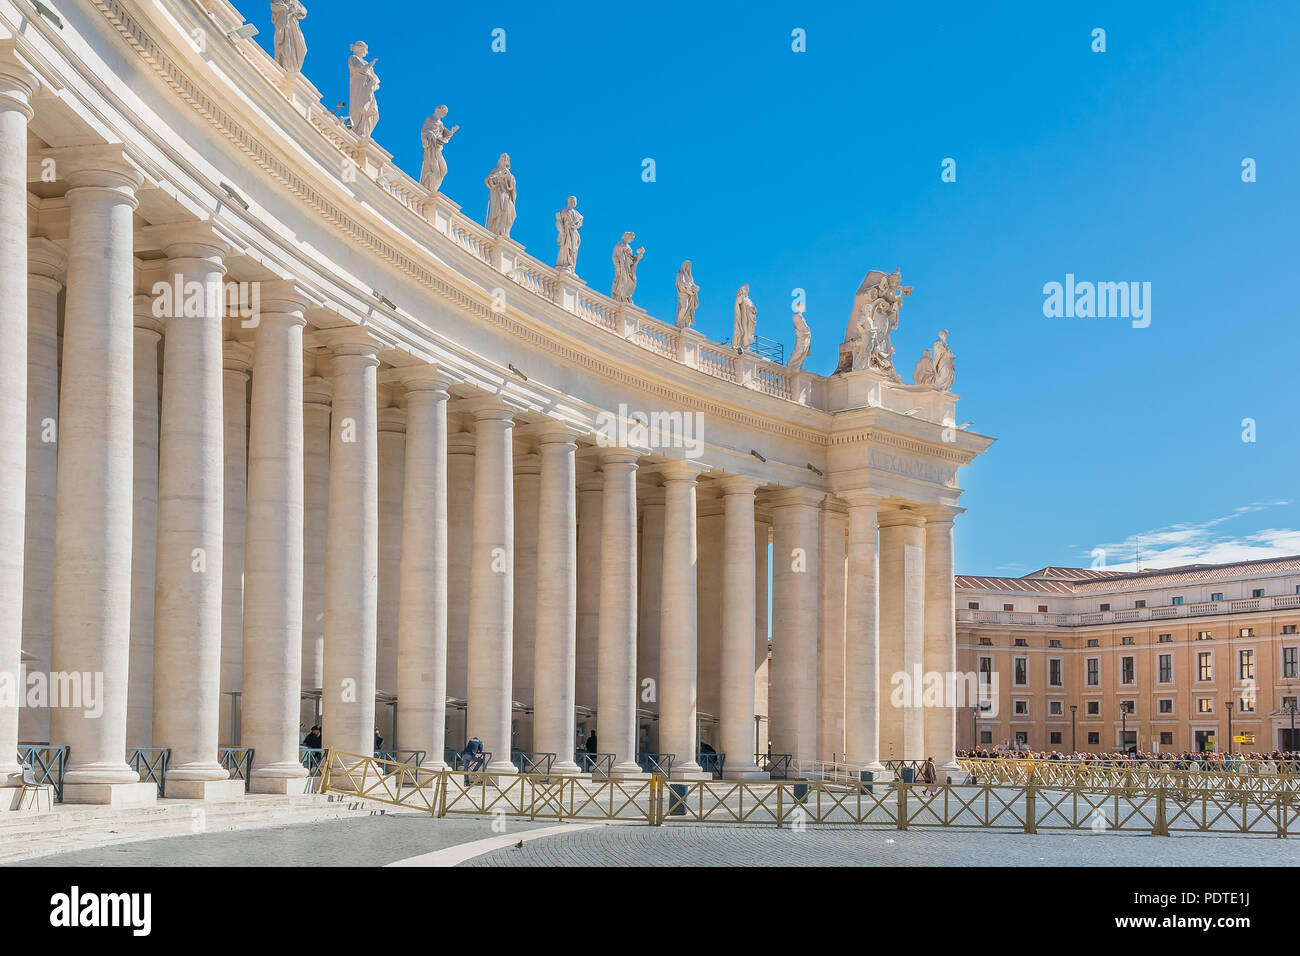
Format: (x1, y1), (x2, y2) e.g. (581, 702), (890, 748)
(1085, 502), (1300, 572)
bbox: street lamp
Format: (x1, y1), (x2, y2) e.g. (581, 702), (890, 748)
(1226, 699), (1235, 756)
(1070, 704), (1077, 754)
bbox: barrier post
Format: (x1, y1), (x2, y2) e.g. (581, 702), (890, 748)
(1024, 774), (1037, 834)
(1153, 787), (1168, 837)
(897, 782), (908, 830)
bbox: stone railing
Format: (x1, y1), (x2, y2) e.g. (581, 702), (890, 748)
(957, 593), (1300, 628)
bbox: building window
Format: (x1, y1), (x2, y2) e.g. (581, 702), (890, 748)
(1049, 659), (1063, 687)
(1120, 700), (1135, 714)
(1014, 658), (1028, 686)
(1135, 600), (1146, 609)
(978, 656), (993, 679)
(1100, 603), (1110, 612)
(1172, 596), (1184, 605)
(1252, 588), (1265, 598)
(1003, 603), (1014, 612)
(1038, 605), (1048, 613)
(1121, 656), (1135, 685)
(1049, 639), (1061, 648)
(1240, 628), (1254, 639)
(1283, 696), (1298, 711)
(1158, 654), (1172, 683)
(967, 602), (980, 610)
(1284, 647), (1298, 680)
(1198, 652), (1213, 681)
(979, 731), (992, 744)
(1239, 697), (1256, 713)
(1050, 731), (1062, 745)
(1088, 732), (1100, 745)
(1049, 700), (1064, 716)
(1197, 631), (1212, 641)
(1158, 633), (1172, 643)
(978, 637), (993, 646)
(1211, 592), (1224, 602)
(1014, 700), (1029, 716)
(1086, 658), (1099, 686)
(1239, 649), (1255, 681)
(1121, 636), (1134, 645)
(1158, 698), (1173, 715)
(1197, 698), (1213, 714)
(1086, 700), (1100, 716)
(1087, 639), (1099, 648)
(1014, 638), (1028, 647)
(1284, 625), (1297, 635)
(1015, 732), (1028, 746)
(1160, 732), (1174, 745)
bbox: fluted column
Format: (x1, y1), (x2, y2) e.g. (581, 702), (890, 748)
(754, 520), (770, 755)
(446, 430), (474, 706)
(769, 487), (821, 765)
(818, 497), (847, 761)
(719, 477), (766, 778)
(597, 449), (644, 775)
(127, 299), (161, 748)
(395, 367), (455, 771)
(532, 425), (581, 775)
(843, 493), (883, 771)
(48, 146), (150, 801)
(300, 375), (331, 727)
(219, 341), (252, 747)
(659, 462), (705, 778)
(636, 488), (664, 754)
(322, 331), (382, 764)
(575, 472), (602, 714)
(880, 510), (926, 762)
(924, 509), (960, 775)
(19, 239), (65, 746)
(465, 398), (518, 774)
(0, 52), (36, 782)
(512, 450), (541, 749)
(242, 283), (311, 792)
(376, 403), (405, 746)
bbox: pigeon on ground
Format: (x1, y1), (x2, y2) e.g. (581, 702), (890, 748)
(513, 839), (524, 849)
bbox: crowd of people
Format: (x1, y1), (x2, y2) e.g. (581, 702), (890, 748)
(959, 748), (1300, 772)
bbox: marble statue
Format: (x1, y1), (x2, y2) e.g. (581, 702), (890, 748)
(913, 348), (937, 387)
(733, 285), (757, 352)
(419, 106), (458, 193)
(555, 196), (582, 272)
(611, 232), (644, 303)
(675, 260), (698, 328)
(347, 41), (380, 139)
(932, 329), (955, 390)
(841, 268), (911, 380)
(484, 153), (516, 238)
(787, 309), (811, 370)
(270, 0), (308, 74)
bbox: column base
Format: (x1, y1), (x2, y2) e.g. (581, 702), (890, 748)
(607, 764), (651, 781)
(62, 782), (159, 807)
(940, 762), (969, 784)
(250, 772), (314, 795)
(722, 768), (770, 781)
(670, 769), (714, 782)
(546, 760), (584, 776)
(485, 759), (518, 776)
(165, 778), (247, 801)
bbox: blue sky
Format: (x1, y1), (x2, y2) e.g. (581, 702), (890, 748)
(254, 1), (1299, 576)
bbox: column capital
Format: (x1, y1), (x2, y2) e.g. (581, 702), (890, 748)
(577, 471), (604, 493)
(765, 485), (825, 511)
(658, 459), (704, 483)
(918, 504), (963, 525)
(377, 406), (406, 434)
(316, 326), (385, 362)
(28, 236), (66, 285)
(514, 452), (541, 477)
(42, 145), (144, 197)
(223, 340), (254, 375)
(457, 394), (524, 422)
(597, 447), (640, 468)
(878, 506), (927, 529)
(394, 364), (457, 394)
(836, 489), (883, 510)
(714, 474), (761, 498)
(518, 416), (584, 444)
(821, 494), (849, 517)
(132, 294), (165, 337)
(447, 430), (476, 455)
(258, 279), (317, 317)
(0, 41), (39, 115)
(303, 375), (333, 407)
(136, 221), (236, 264)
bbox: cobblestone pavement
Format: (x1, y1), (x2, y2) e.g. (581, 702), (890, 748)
(14, 814), (1300, 867)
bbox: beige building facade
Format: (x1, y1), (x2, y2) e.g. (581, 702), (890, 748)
(956, 557), (1300, 754)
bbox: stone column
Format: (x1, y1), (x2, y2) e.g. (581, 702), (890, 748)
(242, 282), (311, 793)
(395, 368), (455, 771)
(636, 487), (664, 755)
(924, 509), (960, 776)
(322, 331), (382, 764)
(219, 341), (252, 747)
(0, 52), (36, 782)
(532, 425), (581, 774)
(818, 497), (847, 762)
(658, 462), (706, 779)
(48, 146), (153, 803)
(376, 403), (405, 747)
(127, 299), (161, 749)
(465, 398), (518, 774)
(880, 510), (926, 762)
(843, 493), (883, 772)
(719, 477), (766, 779)
(300, 375), (331, 728)
(597, 449), (644, 776)
(147, 225), (234, 798)
(19, 239), (65, 746)
(575, 471), (602, 714)
(445, 429), (474, 705)
(769, 488), (821, 765)
(512, 450), (541, 750)
(754, 520), (770, 755)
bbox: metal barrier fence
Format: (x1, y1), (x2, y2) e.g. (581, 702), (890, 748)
(219, 747), (254, 792)
(317, 750), (1295, 837)
(511, 752), (556, 775)
(575, 752), (615, 777)
(757, 753), (791, 779)
(638, 753), (674, 777)
(301, 747), (327, 778)
(698, 753), (725, 779)
(376, 749), (427, 768)
(960, 757), (1300, 799)
(18, 745), (68, 802)
(128, 748), (169, 795)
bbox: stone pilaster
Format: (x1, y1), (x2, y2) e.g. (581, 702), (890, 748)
(768, 487), (822, 765)
(843, 493), (883, 772)
(719, 477), (766, 778)
(659, 462), (706, 779)
(880, 509), (926, 762)
(219, 340), (252, 748)
(818, 497), (848, 762)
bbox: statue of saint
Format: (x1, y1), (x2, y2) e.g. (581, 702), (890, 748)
(787, 309), (811, 370)
(555, 196), (582, 272)
(611, 232), (644, 303)
(347, 42), (380, 139)
(270, 0), (308, 74)
(913, 348), (937, 387)
(484, 153), (516, 238)
(932, 329), (955, 390)
(675, 261), (698, 328)
(419, 106), (458, 193)
(733, 285), (757, 352)
(842, 268), (909, 380)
